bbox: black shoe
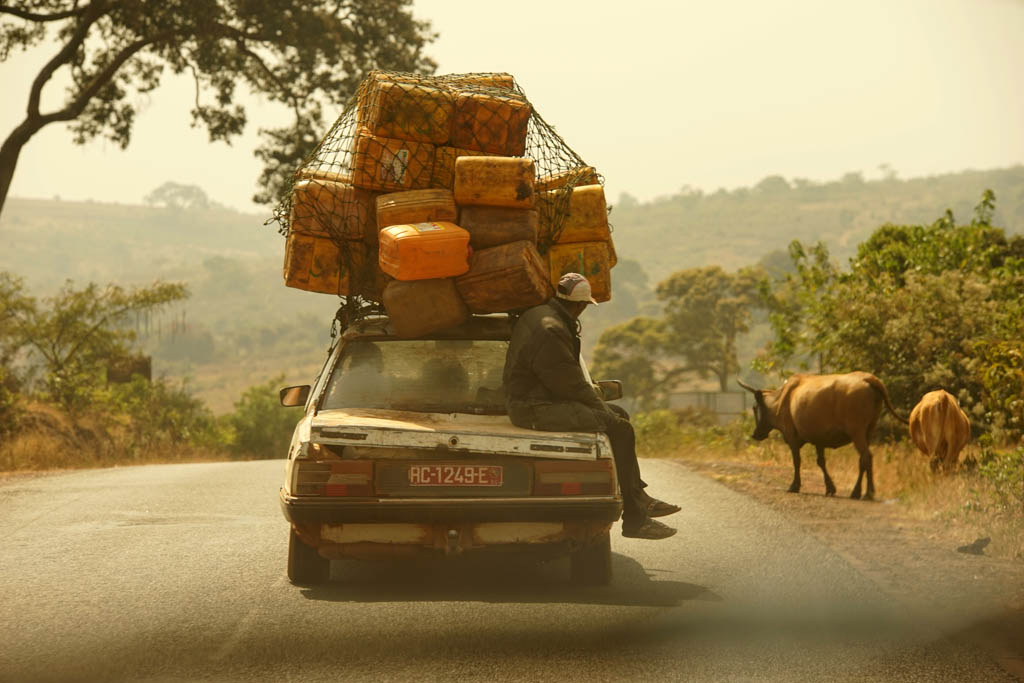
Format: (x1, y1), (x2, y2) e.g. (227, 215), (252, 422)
(645, 498), (681, 518)
(622, 518), (677, 540)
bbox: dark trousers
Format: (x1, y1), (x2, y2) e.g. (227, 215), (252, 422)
(604, 403), (648, 492)
(592, 409), (648, 527)
(507, 400), (650, 526)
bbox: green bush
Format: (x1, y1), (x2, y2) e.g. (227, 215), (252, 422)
(103, 376), (225, 452)
(0, 366), (21, 437)
(226, 375), (298, 459)
(633, 410), (685, 456)
(978, 445), (1024, 513)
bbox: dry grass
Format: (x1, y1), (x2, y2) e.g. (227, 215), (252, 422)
(643, 422), (1024, 561)
(0, 401), (232, 473)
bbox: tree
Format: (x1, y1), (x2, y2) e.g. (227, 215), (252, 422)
(591, 317), (684, 411)
(0, 0), (437, 217)
(759, 191), (1024, 438)
(591, 265), (765, 405)
(616, 192), (639, 209)
(228, 374), (297, 459)
(0, 271), (33, 369)
(144, 181), (211, 210)
(757, 240), (840, 374)
(0, 272), (34, 432)
(755, 175), (790, 194)
(656, 265), (765, 391)
(11, 279), (187, 410)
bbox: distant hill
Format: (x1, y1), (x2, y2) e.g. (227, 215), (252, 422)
(0, 198), (337, 411)
(608, 166), (1024, 283)
(3, 164), (1022, 409)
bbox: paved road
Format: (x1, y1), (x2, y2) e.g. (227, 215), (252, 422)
(0, 459), (1014, 682)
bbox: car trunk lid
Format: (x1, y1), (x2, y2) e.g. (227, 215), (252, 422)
(310, 408), (605, 460)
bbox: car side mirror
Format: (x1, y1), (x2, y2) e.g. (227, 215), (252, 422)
(279, 385), (311, 407)
(596, 380), (623, 402)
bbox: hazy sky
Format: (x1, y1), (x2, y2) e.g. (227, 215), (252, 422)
(2, 0), (1022, 213)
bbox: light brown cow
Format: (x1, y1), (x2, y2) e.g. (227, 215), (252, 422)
(739, 372), (908, 501)
(909, 389), (971, 473)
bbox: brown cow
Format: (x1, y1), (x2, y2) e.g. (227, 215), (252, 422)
(909, 389), (970, 473)
(738, 372), (908, 501)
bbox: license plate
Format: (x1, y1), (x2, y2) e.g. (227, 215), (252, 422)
(408, 464), (503, 487)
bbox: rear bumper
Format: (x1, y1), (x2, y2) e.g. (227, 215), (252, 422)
(279, 489), (622, 525)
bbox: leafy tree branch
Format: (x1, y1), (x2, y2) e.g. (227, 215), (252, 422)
(0, 0), (437, 217)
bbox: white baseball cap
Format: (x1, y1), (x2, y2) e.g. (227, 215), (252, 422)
(555, 272), (598, 304)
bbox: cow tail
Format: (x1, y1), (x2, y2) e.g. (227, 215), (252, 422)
(866, 375), (909, 424)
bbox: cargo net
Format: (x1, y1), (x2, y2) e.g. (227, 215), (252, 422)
(271, 70), (604, 326)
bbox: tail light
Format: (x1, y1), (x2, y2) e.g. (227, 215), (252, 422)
(293, 458), (374, 497)
(533, 460), (614, 496)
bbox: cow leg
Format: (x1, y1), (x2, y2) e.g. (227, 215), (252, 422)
(938, 440), (953, 474)
(850, 438), (874, 501)
(816, 445), (836, 496)
(787, 443), (801, 493)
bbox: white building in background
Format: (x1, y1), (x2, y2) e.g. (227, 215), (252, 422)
(669, 391), (754, 425)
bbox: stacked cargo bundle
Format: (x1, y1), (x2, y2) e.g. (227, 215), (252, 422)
(273, 70), (619, 336)
(538, 173), (617, 304)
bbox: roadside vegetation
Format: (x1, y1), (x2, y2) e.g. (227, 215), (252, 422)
(622, 191), (1023, 560)
(0, 276), (301, 472)
(632, 409), (1024, 560)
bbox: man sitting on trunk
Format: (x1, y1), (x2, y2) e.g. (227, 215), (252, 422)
(503, 272), (679, 539)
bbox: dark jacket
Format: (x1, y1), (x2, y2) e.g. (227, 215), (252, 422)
(503, 298), (608, 432)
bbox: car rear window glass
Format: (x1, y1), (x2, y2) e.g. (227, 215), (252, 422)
(321, 339), (509, 414)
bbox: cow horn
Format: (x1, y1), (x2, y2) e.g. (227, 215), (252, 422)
(736, 379), (759, 393)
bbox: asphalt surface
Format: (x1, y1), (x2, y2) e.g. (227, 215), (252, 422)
(0, 459), (1014, 682)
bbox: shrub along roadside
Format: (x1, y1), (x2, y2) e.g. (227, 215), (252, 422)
(225, 375), (299, 460)
(0, 374), (300, 472)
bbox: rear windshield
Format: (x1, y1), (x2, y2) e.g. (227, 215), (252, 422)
(320, 339), (509, 414)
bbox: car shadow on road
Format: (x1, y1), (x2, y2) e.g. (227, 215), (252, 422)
(299, 552), (722, 607)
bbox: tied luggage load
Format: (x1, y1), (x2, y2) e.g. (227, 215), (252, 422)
(271, 70), (619, 334)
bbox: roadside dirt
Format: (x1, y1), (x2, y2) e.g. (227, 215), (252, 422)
(675, 456), (1024, 680)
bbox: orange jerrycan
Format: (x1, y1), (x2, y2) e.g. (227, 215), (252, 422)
(378, 221), (472, 281)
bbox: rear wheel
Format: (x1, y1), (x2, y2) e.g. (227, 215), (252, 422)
(288, 528), (330, 585)
(570, 531), (612, 586)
